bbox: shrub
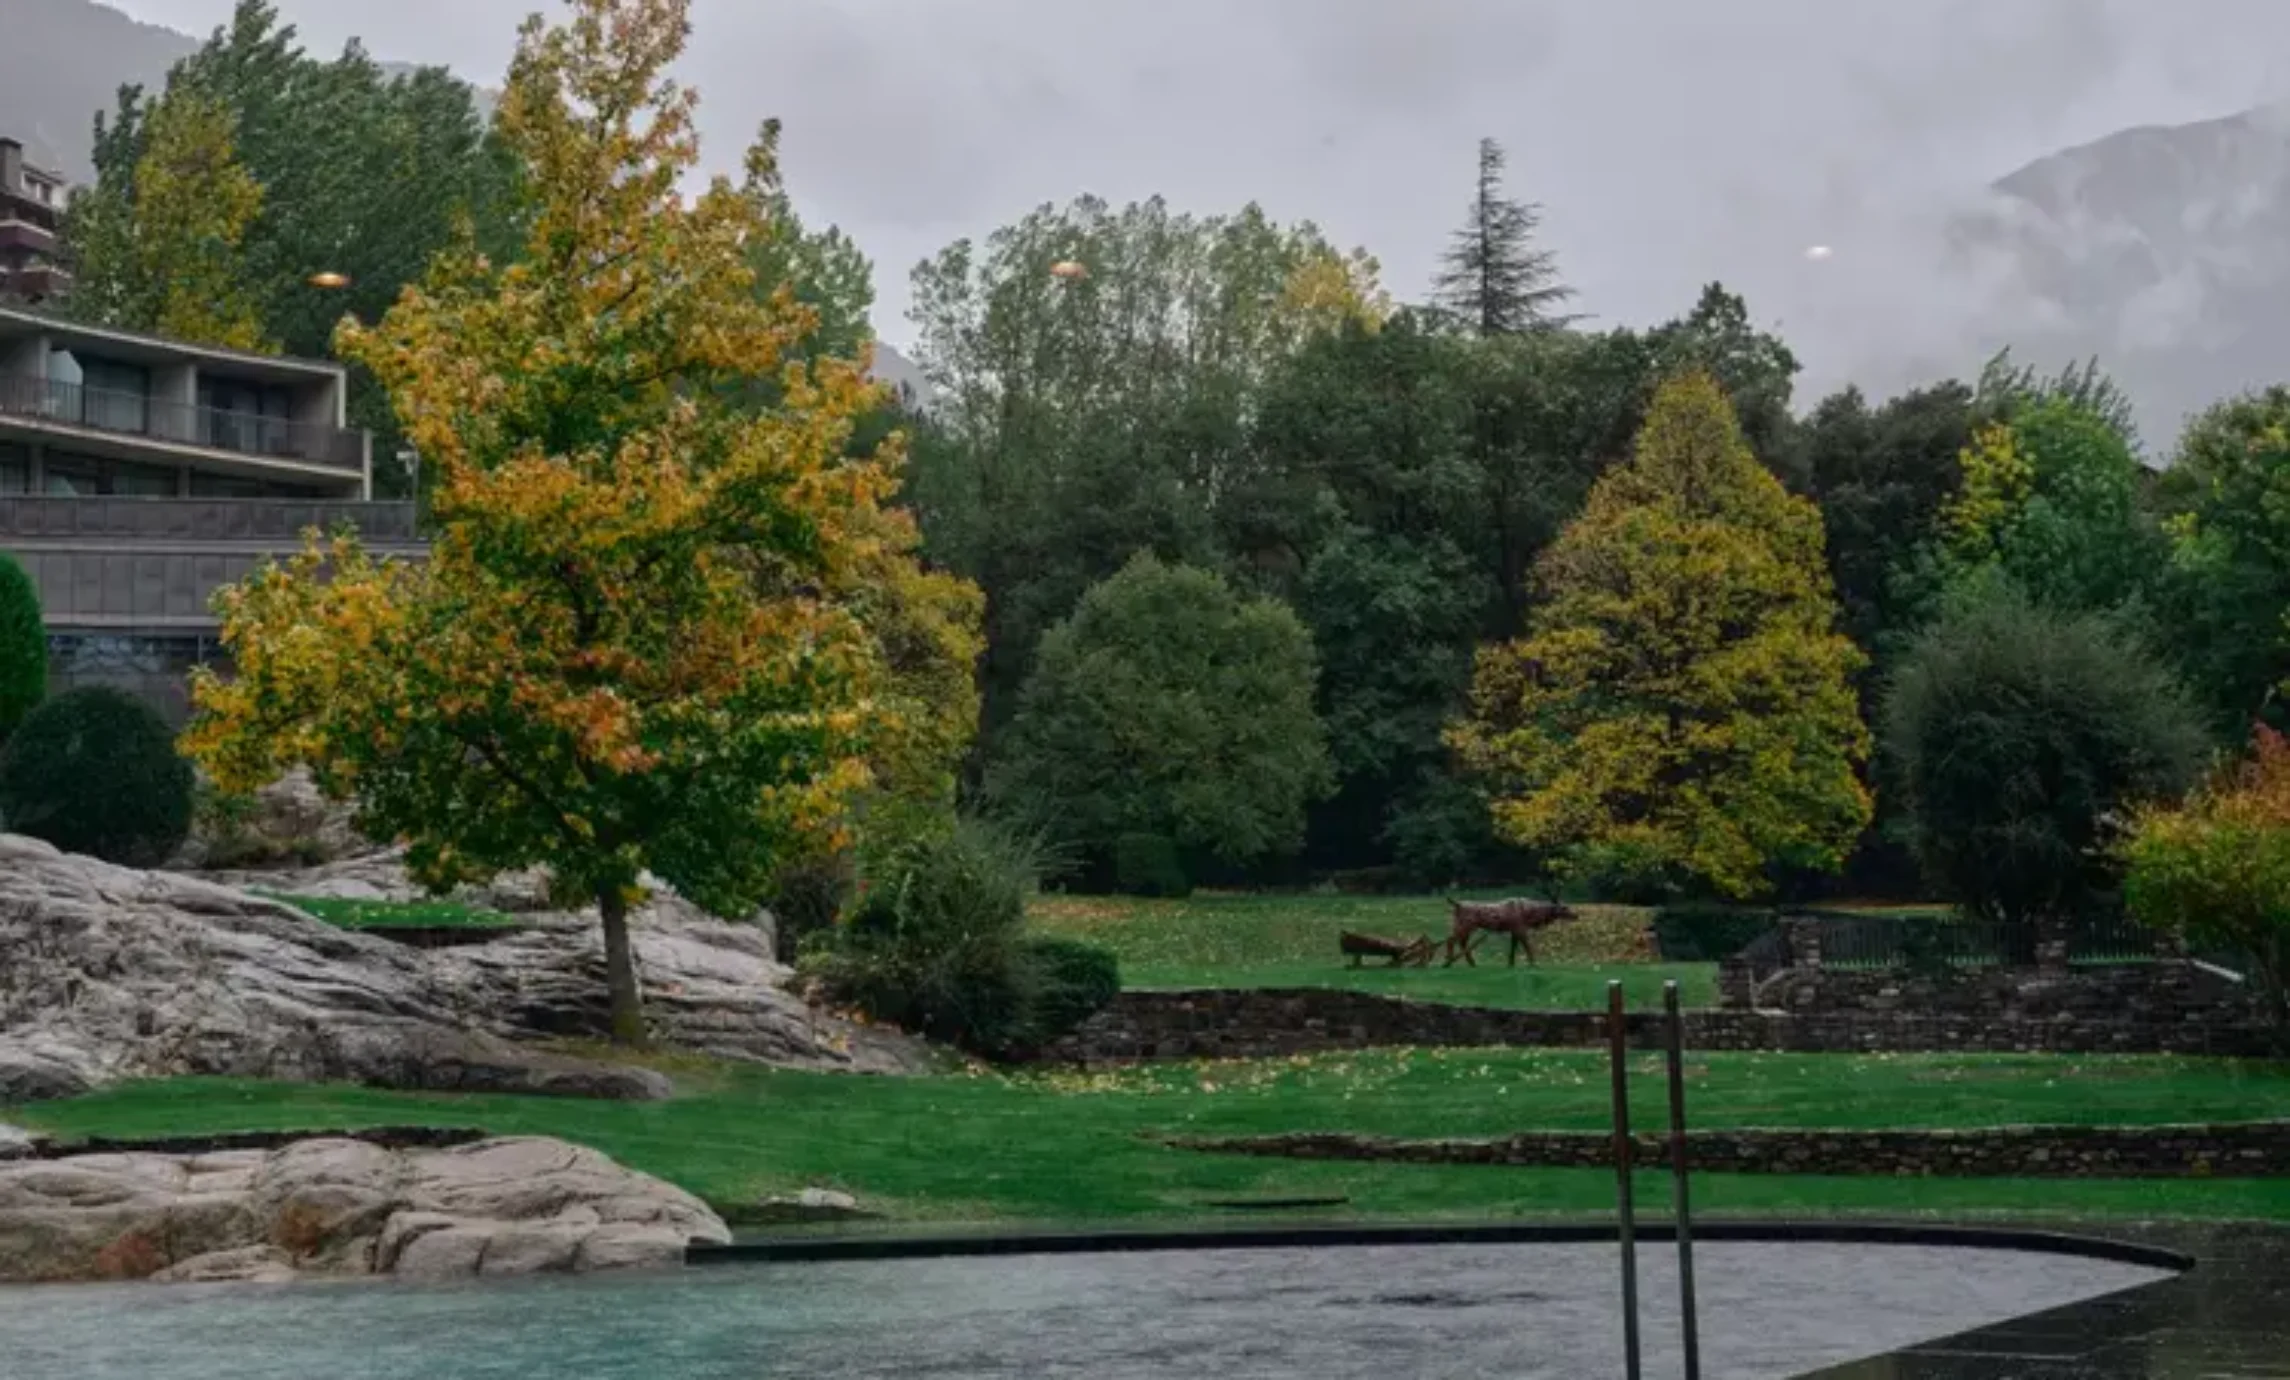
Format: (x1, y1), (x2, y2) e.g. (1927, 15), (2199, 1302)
(1651, 902), (1778, 962)
(1010, 936), (1121, 1047)
(802, 817), (1040, 1055)
(767, 848), (855, 952)
(0, 551), (42, 742)
(0, 685), (195, 866)
(1112, 832), (1190, 898)
(2121, 727), (2290, 1021)
(184, 776), (333, 870)
(1883, 583), (2208, 938)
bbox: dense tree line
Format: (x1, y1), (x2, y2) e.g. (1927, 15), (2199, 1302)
(53, 9), (2290, 940)
(889, 140), (2290, 910)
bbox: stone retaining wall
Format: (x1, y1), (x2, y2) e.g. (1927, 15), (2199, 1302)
(1750, 960), (2260, 1025)
(1167, 1122), (2290, 1179)
(1025, 989), (2285, 1064)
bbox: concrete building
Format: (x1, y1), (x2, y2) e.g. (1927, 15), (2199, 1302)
(0, 138), (69, 304)
(0, 305), (418, 722)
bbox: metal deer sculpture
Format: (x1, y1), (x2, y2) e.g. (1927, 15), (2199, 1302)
(1442, 897), (1578, 967)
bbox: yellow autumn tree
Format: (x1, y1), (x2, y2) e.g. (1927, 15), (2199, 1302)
(1448, 372), (1871, 898)
(184, 0), (979, 1044)
(133, 87), (270, 351)
(1281, 245), (1394, 337)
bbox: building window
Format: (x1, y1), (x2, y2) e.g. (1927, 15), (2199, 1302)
(0, 442), (25, 495)
(45, 631), (221, 729)
(41, 452), (177, 497)
(189, 471), (321, 499)
(199, 376), (295, 456)
(60, 352), (150, 435)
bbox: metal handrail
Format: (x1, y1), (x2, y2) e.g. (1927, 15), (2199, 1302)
(0, 371), (364, 472)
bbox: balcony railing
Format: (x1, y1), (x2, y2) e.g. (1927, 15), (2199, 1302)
(0, 195), (62, 233)
(0, 497), (422, 544)
(0, 371), (365, 472)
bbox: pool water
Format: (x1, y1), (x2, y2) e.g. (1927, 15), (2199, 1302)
(0, 1242), (2169, 1379)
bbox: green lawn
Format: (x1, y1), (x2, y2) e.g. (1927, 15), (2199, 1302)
(265, 894), (521, 932)
(17, 1050), (2290, 1225)
(1028, 890), (1715, 1008)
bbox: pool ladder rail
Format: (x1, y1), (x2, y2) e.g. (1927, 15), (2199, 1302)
(1607, 980), (1700, 1380)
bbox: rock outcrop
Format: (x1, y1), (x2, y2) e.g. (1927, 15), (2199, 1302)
(0, 1135), (730, 1284)
(173, 768), (370, 872)
(0, 835), (931, 1105)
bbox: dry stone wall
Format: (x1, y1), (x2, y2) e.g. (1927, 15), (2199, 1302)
(1025, 987), (2283, 1064)
(1166, 1122), (2290, 1179)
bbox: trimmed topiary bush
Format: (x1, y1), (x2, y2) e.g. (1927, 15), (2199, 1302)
(0, 685), (195, 866)
(0, 551), (42, 743)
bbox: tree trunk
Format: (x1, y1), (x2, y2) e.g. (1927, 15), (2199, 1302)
(598, 886), (647, 1047)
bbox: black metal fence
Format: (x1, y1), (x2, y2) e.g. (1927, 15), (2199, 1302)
(1796, 907), (2164, 970)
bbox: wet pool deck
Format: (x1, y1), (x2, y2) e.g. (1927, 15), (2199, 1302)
(1798, 1222), (2290, 1379)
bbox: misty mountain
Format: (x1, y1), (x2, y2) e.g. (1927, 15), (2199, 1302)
(1948, 101), (2290, 449)
(0, 0), (197, 178)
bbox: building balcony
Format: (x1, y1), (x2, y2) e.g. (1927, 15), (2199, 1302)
(0, 264), (68, 302)
(0, 495), (422, 545)
(0, 217), (57, 255)
(0, 197), (61, 238)
(0, 496), (425, 637)
(0, 370), (365, 473)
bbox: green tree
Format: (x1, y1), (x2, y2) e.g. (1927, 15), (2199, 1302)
(748, 186), (876, 371)
(985, 554), (1335, 889)
(1883, 580), (2208, 944)
(1975, 350), (2142, 450)
(1223, 313), (1657, 880)
(2153, 386), (2290, 732)
(183, 0), (967, 1045)
(2122, 727), (2290, 1019)
(1431, 137), (1575, 335)
(907, 194), (1381, 739)
(1937, 397), (2162, 621)
(1793, 380), (1977, 663)
(64, 0), (518, 494)
(135, 88), (270, 350)
(1645, 284), (1802, 482)
(0, 553), (43, 742)
(1449, 372), (1872, 899)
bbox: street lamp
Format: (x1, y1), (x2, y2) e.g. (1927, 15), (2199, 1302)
(307, 270), (352, 290)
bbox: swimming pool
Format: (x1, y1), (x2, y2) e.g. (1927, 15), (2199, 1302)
(0, 1240), (2170, 1379)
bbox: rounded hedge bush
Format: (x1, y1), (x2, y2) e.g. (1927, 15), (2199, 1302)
(0, 551), (43, 742)
(0, 685), (195, 866)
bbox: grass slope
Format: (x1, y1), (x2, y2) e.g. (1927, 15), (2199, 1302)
(1028, 891), (1714, 1008)
(264, 894), (521, 932)
(18, 1051), (2290, 1225)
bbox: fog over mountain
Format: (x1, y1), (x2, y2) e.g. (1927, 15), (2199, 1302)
(20, 0), (2290, 445)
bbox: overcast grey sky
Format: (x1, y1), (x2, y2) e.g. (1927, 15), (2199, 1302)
(106, 0), (2290, 399)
